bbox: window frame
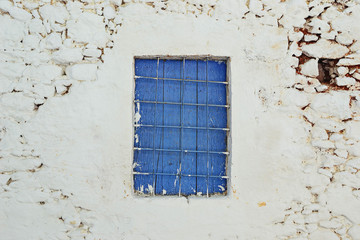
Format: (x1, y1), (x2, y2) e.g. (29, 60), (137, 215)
(132, 55), (232, 197)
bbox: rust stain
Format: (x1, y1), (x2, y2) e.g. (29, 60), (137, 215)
(258, 202), (266, 207)
(298, 28), (310, 36)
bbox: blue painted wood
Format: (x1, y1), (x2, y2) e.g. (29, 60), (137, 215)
(134, 58), (227, 195)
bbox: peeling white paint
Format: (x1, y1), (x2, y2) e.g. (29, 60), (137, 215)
(134, 102), (141, 124)
(134, 133), (139, 143)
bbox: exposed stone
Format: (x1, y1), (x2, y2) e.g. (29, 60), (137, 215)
(9, 6), (32, 22)
(66, 64), (97, 81)
(282, 89), (311, 108)
(278, 1), (308, 29)
(335, 77), (356, 86)
(334, 149), (348, 159)
(103, 5), (116, 19)
(347, 158), (360, 169)
(329, 133), (343, 142)
(309, 4), (328, 17)
(337, 67), (349, 76)
(304, 85), (316, 93)
(350, 41), (360, 52)
(316, 118), (345, 132)
(335, 227), (347, 236)
(321, 31), (337, 40)
(308, 18), (330, 34)
(322, 6), (340, 21)
(337, 53), (360, 66)
(45, 33), (62, 50)
(311, 92), (352, 120)
(318, 168), (332, 178)
(331, 5), (360, 45)
(315, 85), (328, 92)
(0, 15), (26, 48)
(22, 35), (40, 50)
(304, 34), (318, 42)
(53, 48), (83, 64)
(67, 12), (108, 47)
(24, 2), (38, 10)
(39, 4), (69, 24)
(32, 84), (55, 99)
(289, 42), (302, 57)
(83, 48), (102, 58)
(326, 154), (346, 166)
(311, 127), (328, 140)
(0, 1), (12, 12)
(302, 39), (349, 59)
(311, 140), (334, 149)
(0, 62), (26, 80)
(55, 85), (68, 95)
(345, 121), (360, 141)
(24, 65), (63, 83)
(349, 68), (357, 74)
(0, 93), (35, 122)
(300, 59), (319, 77)
(288, 30), (303, 42)
(28, 19), (46, 35)
(336, 32), (353, 46)
(352, 72), (360, 80)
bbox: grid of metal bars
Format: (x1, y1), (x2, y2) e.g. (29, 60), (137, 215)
(133, 57), (229, 196)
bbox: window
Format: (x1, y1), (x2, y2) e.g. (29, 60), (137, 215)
(133, 57), (229, 196)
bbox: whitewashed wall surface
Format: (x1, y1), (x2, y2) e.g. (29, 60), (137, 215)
(1, 0), (360, 239)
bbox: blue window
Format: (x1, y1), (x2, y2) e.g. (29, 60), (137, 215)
(133, 57), (229, 196)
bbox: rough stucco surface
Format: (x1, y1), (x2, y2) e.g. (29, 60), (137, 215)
(1, 0), (360, 239)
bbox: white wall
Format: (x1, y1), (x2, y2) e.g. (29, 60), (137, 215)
(1, 0), (360, 239)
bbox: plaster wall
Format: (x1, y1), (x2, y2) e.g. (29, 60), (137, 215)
(1, 0), (360, 239)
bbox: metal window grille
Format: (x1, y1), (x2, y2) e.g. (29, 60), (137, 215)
(133, 56), (229, 196)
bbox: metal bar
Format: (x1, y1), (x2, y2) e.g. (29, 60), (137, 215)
(196, 59), (198, 194)
(151, 58), (160, 195)
(134, 172), (229, 179)
(205, 58), (210, 197)
(135, 75), (228, 85)
(154, 59), (165, 194)
(178, 59), (185, 195)
(134, 124), (229, 131)
(134, 147), (229, 155)
(134, 100), (229, 108)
